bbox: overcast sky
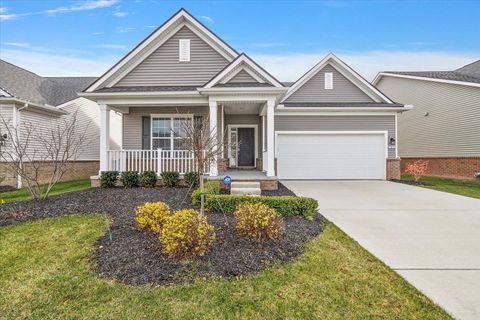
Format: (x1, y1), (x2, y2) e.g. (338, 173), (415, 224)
(1, 0), (479, 81)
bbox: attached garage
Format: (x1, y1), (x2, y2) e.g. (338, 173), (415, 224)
(276, 131), (387, 180)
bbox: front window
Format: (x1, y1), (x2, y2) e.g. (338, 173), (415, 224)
(151, 116), (192, 151)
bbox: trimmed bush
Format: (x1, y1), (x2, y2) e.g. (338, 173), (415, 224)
(160, 209), (215, 261)
(235, 202), (284, 241)
(184, 171), (201, 188)
(139, 171), (157, 187)
(205, 195), (318, 220)
(120, 171), (139, 188)
(192, 180), (221, 205)
(160, 171), (180, 187)
(100, 171), (118, 188)
(135, 202), (171, 233)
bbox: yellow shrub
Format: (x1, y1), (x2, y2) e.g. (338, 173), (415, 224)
(135, 202), (171, 233)
(235, 202), (284, 241)
(160, 209), (215, 261)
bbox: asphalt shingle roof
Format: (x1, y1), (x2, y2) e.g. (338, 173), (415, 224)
(0, 60), (97, 106)
(384, 60), (480, 84)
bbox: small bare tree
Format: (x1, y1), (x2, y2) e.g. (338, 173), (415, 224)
(177, 115), (229, 213)
(0, 110), (92, 199)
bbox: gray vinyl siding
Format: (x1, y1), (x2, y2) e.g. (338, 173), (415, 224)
(19, 109), (61, 158)
(285, 64), (374, 103)
(376, 76), (480, 157)
(116, 26), (230, 87)
(227, 70), (258, 83)
(275, 115), (396, 158)
(122, 106), (208, 150)
(224, 115), (262, 159)
(0, 104), (14, 153)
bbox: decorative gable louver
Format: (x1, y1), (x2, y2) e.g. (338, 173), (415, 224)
(324, 72), (333, 89)
(179, 39), (190, 62)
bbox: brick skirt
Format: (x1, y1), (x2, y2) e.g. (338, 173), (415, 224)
(401, 157), (480, 180)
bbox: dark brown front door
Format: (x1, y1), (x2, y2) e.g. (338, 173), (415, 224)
(237, 128), (255, 166)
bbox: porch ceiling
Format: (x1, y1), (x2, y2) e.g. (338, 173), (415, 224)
(223, 102), (262, 115)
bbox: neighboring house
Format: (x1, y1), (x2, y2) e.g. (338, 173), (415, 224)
(373, 60), (480, 180)
(81, 8), (409, 189)
(0, 60), (121, 188)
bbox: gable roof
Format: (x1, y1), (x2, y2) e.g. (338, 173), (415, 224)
(0, 59), (96, 106)
(372, 59), (480, 87)
(282, 53), (393, 103)
(203, 53), (284, 88)
(85, 8), (239, 92)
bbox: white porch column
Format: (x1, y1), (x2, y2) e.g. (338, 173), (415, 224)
(209, 100), (218, 176)
(99, 104), (110, 174)
(266, 99), (275, 177)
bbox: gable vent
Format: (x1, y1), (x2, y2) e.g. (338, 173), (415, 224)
(179, 39), (190, 62)
(324, 72), (333, 89)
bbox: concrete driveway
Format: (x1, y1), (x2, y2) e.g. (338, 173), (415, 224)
(282, 180), (480, 320)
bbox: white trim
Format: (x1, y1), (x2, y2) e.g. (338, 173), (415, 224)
(261, 115), (266, 152)
(282, 53), (393, 103)
(227, 124), (258, 167)
(266, 99), (275, 176)
(150, 114), (193, 151)
(80, 91), (201, 97)
(203, 54), (284, 88)
(324, 72), (333, 90)
(11, 106), (22, 189)
(221, 104), (224, 154)
(372, 72), (480, 88)
(275, 111), (404, 116)
(395, 113), (399, 158)
(85, 9), (238, 92)
(178, 39), (191, 62)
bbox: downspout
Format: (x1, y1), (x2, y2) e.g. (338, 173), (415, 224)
(13, 103), (28, 189)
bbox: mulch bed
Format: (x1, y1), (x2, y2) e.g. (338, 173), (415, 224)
(0, 185), (327, 286)
(391, 179), (432, 187)
(261, 182), (296, 196)
(0, 185), (16, 193)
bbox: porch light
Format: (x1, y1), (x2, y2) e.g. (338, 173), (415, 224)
(389, 137), (396, 146)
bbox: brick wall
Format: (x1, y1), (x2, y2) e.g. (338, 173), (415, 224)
(387, 159), (401, 180)
(0, 160), (99, 188)
(401, 157), (480, 180)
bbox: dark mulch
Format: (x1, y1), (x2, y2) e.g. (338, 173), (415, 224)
(0, 185), (16, 193)
(0, 185), (327, 286)
(392, 179), (432, 187)
(261, 182), (296, 196)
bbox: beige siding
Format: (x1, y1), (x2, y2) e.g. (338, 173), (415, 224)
(116, 26), (230, 87)
(275, 115), (396, 158)
(285, 64), (374, 103)
(19, 109), (61, 158)
(227, 70), (258, 83)
(0, 104), (14, 154)
(376, 76), (480, 157)
(122, 106), (208, 150)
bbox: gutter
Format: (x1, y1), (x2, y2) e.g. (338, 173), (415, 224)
(276, 104), (413, 113)
(0, 97), (67, 115)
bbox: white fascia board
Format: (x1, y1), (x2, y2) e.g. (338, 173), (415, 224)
(275, 105), (412, 114)
(0, 97), (67, 115)
(79, 91), (201, 99)
(372, 72), (480, 88)
(96, 97), (208, 106)
(204, 55), (284, 88)
(85, 9), (238, 92)
(283, 53), (393, 103)
(198, 87), (288, 94)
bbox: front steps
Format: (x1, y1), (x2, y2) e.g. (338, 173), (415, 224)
(230, 181), (261, 196)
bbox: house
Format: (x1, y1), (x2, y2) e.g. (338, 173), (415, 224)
(0, 60), (121, 188)
(373, 60), (480, 180)
(80, 8), (409, 190)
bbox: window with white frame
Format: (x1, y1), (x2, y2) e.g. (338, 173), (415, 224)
(151, 116), (192, 150)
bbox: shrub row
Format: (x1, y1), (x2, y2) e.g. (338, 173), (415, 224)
(99, 170), (201, 188)
(191, 180), (222, 205)
(205, 195), (318, 220)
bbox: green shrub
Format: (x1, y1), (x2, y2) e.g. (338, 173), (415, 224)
(160, 171), (180, 187)
(184, 171), (200, 188)
(160, 209), (215, 261)
(205, 195), (318, 220)
(120, 171), (139, 188)
(235, 202), (284, 241)
(135, 202), (171, 233)
(100, 171), (118, 188)
(139, 171), (157, 187)
(192, 180), (221, 205)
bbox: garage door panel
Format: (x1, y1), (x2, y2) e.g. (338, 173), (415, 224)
(277, 133), (386, 180)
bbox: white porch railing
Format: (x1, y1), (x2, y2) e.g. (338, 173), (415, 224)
(107, 149), (209, 174)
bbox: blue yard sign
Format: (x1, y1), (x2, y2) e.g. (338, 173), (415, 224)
(223, 175), (232, 185)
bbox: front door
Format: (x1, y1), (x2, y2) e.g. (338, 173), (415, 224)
(237, 128), (255, 167)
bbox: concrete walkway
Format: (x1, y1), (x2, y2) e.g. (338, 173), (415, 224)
(283, 180), (480, 320)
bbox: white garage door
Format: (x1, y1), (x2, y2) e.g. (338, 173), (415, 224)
(277, 132), (387, 180)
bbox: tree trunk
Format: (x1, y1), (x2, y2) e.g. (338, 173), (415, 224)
(199, 173), (205, 214)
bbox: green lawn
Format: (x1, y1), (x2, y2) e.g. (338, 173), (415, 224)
(0, 215), (451, 319)
(0, 179), (91, 204)
(402, 174), (480, 199)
